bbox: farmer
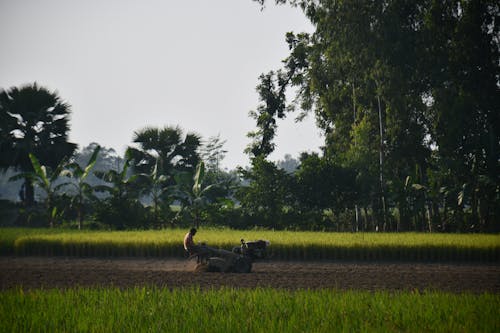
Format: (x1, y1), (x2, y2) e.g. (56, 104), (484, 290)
(183, 227), (198, 255)
(184, 228), (211, 263)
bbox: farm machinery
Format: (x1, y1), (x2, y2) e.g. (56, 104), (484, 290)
(190, 239), (270, 273)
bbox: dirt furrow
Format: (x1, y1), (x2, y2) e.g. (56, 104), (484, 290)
(1, 257), (498, 293)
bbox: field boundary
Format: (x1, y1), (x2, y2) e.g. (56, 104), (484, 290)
(1, 228), (499, 262)
(3, 239), (499, 262)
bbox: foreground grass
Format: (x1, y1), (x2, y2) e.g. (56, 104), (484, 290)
(1, 227), (499, 261)
(0, 287), (498, 333)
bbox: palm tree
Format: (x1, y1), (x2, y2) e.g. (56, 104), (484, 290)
(0, 83), (76, 206)
(126, 125), (201, 179)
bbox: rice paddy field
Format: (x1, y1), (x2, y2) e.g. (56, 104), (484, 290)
(1, 228), (499, 332)
(0, 287), (500, 332)
(1, 227), (499, 261)
(0, 287), (498, 332)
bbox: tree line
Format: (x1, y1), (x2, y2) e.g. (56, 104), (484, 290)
(245, 0), (499, 232)
(1, 0), (498, 232)
(0, 88), (237, 229)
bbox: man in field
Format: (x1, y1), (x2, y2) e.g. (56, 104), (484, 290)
(183, 228), (198, 255)
(184, 228), (213, 264)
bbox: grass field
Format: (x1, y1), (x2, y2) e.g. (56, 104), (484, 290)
(0, 287), (498, 333)
(2, 229), (498, 332)
(1, 227), (499, 261)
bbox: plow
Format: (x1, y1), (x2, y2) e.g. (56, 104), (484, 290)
(189, 239), (270, 273)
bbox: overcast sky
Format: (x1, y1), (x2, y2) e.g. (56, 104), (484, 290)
(0, 0), (323, 169)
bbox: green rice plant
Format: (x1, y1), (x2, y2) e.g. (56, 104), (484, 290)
(0, 228), (62, 255)
(1, 227), (499, 261)
(0, 287), (498, 333)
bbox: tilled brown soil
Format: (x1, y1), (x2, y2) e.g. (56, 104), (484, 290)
(1, 257), (499, 293)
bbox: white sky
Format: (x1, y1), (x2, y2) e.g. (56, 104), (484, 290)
(0, 0), (323, 170)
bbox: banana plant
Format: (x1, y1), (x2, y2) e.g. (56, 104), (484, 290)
(174, 161), (216, 228)
(138, 157), (171, 226)
(65, 145), (101, 229)
(10, 153), (70, 227)
(93, 151), (143, 202)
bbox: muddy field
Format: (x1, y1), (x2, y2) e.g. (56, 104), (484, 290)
(1, 257), (499, 293)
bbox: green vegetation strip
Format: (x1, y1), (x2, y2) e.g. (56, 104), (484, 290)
(1, 228), (499, 261)
(0, 287), (498, 333)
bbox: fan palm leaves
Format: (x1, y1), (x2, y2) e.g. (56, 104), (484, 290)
(126, 125), (201, 178)
(0, 83), (76, 206)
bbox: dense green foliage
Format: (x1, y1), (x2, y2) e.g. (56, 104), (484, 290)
(127, 126), (201, 177)
(0, 83), (76, 206)
(245, 0), (499, 232)
(65, 145), (101, 229)
(1, 287), (498, 333)
(1, 1), (499, 232)
(1, 228), (498, 261)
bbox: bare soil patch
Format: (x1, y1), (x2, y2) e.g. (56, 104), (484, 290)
(1, 257), (498, 293)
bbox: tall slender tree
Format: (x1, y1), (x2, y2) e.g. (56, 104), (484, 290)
(249, 0), (499, 230)
(201, 134), (227, 176)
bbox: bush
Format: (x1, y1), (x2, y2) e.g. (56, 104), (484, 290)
(93, 197), (149, 230)
(0, 200), (19, 227)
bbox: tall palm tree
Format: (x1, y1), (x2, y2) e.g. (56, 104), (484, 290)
(126, 125), (201, 179)
(0, 83), (77, 206)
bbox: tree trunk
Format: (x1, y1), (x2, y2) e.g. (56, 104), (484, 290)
(426, 202), (433, 232)
(441, 196), (448, 232)
(471, 186), (479, 231)
(78, 206), (82, 230)
(352, 82), (360, 232)
(24, 178), (35, 207)
(376, 94), (387, 231)
(362, 207), (369, 231)
(398, 199), (409, 232)
(195, 210), (200, 229)
(432, 201), (440, 232)
(77, 191), (83, 230)
(47, 195), (53, 228)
